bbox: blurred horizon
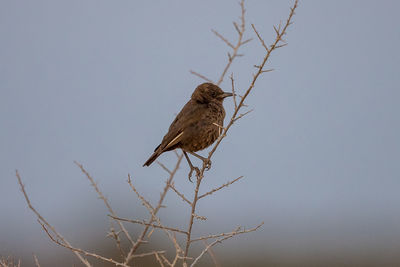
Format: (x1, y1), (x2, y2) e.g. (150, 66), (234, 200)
(1, 0), (400, 266)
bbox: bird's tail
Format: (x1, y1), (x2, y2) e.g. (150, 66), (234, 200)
(143, 151), (161, 167)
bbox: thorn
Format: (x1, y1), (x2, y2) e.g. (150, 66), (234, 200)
(275, 43), (288, 49)
(273, 25), (280, 35)
(233, 22), (240, 34)
(241, 38), (253, 45)
(211, 29), (234, 49)
(234, 109), (254, 122)
(251, 23), (269, 52)
(189, 70), (214, 83)
(261, 68), (274, 73)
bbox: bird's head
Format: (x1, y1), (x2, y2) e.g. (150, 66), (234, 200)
(191, 83), (233, 104)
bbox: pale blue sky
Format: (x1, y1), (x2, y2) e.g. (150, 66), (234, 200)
(1, 1), (400, 266)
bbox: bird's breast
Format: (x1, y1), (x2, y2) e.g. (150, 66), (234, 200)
(180, 102), (225, 152)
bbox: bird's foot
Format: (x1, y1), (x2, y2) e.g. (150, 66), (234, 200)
(188, 166), (201, 183)
(188, 152), (212, 171)
(202, 158), (212, 170)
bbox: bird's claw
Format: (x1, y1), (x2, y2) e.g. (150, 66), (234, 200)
(203, 158), (212, 170)
(188, 166), (200, 182)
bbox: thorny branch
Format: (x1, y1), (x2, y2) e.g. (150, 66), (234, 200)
(198, 176), (244, 199)
(109, 215), (189, 235)
(202, 240), (220, 267)
(40, 221), (132, 267)
(189, 70), (214, 84)
(208, 0), (298, 168)
(74, 161), (135, 249)
(168, 181), (192, 205)
(108, 222), (125, 259)
(182, 1), (298, 265)
(190, 222), (264, 243)
(190, 0), (251, 86)
(189, 223), (263, 267)
(127, 174), (185, 261)
(216, 0), (249, 86)
(15, 1), (298, 266)
(15, 171), (92, 267)
(124, 154), (183, 264)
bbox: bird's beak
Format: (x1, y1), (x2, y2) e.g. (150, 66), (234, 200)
(220, 92), (234, 99)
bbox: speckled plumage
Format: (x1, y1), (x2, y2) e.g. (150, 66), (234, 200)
(143, 83), (232, 167)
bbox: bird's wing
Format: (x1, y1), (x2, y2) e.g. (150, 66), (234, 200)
(158, 100), (205, 152)
(163, 131), (184, 151)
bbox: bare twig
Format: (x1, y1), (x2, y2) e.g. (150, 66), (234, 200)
(131, 251), (167, 258)
(168, 181), (192, 205)
(212, 29), (235, 49)
(128, 176), (184, 256)
(124, 154), (183, 264)
(128, 178), (156, 211)
(154, 252), (165, 267)
(127, 176), (155, 212)
(251, 24), (269, 52)
(109, 215), (189, 235)
(190, 222), (264, 243)
(202, 240), (220, 267)
(261, 68), (274, 73)
(182, 172), (203, 267)
(157, 161), (173, 175)
(230, 74), (238, 110)
(232, 109), (254, 122)
(107, 222), (125, 259)
(190, 223), (263, 267)
(190, 0), (248, 86)
(74, 161), (135, 249)
(190, 223), (263, 266)
(208, 0), (298, 162)
(40, 222), (129, 267)
(33, 254), (40, 267)
(241, 38), (253, 45)
(15, 171), (91, 267)
(189, 70), (214, 83)
(198, 176), (244, 199)
(160, 254), (173, 267)
(216, 0), (247, 85)
(190, 235), (232, 267)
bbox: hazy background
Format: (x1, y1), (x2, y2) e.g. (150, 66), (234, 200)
(1, 0), (400, 266)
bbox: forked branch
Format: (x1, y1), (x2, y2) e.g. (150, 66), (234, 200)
(190, 0), (251, 86)
(124, 154), (184, 265)
(182, 1), (299, 266)
(15, 171), (91, 267)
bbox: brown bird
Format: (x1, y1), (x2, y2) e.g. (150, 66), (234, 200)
(143, 83), (233, 180)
